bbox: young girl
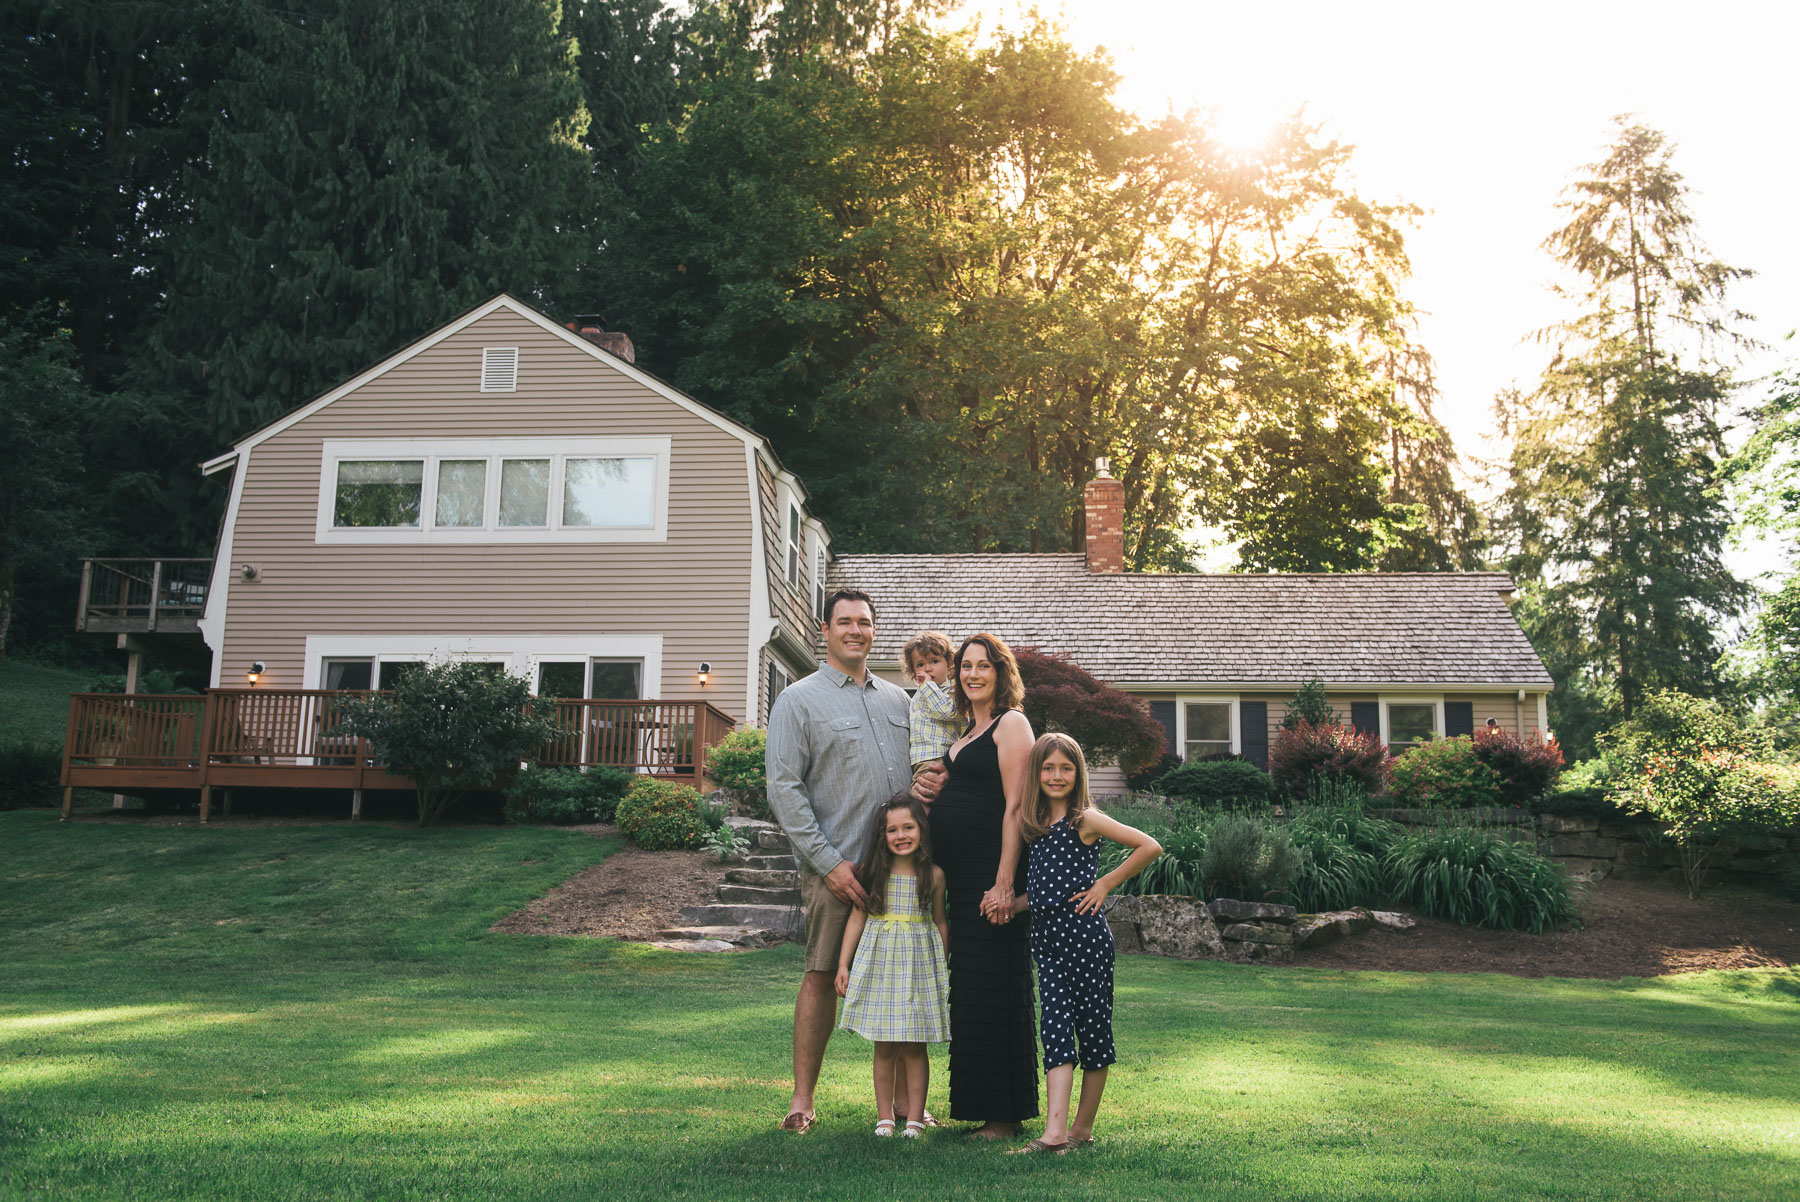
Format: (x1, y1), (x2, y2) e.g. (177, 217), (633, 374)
(835, 793), (951, 1138)
(1010, 733), (1162, 1154)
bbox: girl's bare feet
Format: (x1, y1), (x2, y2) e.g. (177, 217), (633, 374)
(967, 1121), (1023, 1140)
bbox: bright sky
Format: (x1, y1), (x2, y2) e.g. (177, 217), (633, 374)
(980, 0), (1797, 576)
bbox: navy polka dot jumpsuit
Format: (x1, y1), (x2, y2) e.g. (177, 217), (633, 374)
(1026, 817), (1117, 1073)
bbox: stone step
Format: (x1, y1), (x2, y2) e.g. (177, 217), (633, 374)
(716, 883), (802, 906)
(755, 829), (792, 852)
(725, 868), (799, 888)
(678, 903), (805, 941)
(654, 924), (790, 949)
(743, 854), (798, 871)
(648, 939), (741, 953)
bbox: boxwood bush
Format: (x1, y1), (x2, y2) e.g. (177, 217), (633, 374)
(616, 778), (709, 850)
(502, 765), (633, 825)
(1154, 757), (1273, 809)
(1388, 737), (1502, 809)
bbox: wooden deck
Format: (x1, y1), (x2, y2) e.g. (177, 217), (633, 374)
(61, 690), (736, 820)
(76, 558), (213, 635)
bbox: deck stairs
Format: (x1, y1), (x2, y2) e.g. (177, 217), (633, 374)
(655, 820), (804, 951)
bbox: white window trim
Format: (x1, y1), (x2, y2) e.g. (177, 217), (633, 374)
(1175, 695), (1240, 759)
(302, 635), (663, 697)
(784, 499), (802, 589)
(1379, 695), (1444, 749)
(812, 541), (827, 621)
(314, 436), (670, 544)
(767, 659), (793, 722)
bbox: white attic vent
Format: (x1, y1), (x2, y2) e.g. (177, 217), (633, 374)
(481, 347), (519, 392)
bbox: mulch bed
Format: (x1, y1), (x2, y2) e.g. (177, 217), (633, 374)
(490, 827), (723, 942)
(1293, 876), (1800, 978)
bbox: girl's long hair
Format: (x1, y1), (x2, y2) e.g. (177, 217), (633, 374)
(952, 632), (1026, 718)
(1021, 732), (1094, 844)
(854, 792), (936, 916)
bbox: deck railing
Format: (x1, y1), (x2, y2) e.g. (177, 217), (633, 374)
(76, 559), (213, 634)
(62, 689), (738, 819)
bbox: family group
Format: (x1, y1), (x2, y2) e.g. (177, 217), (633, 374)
(765, 588), (1163, 1154)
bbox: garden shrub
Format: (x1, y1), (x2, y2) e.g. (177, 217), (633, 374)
(1600, 689), (1800, 896)
(1558, 754), (1617, 793)
(1471, 727), (1565, 806)
(1283, 804), (1403, 911)
(616, 778), (709, 850)
(1387, 737), (1502, 809)
(1154, 757), (1273, 809)
(502, 765), (633, 825)
(1099, 803), (1209, 897)
(1281, 677), (1338, 729)
(1268, 721), (1391, 799)
(1200, 812), (1300, 902)
(1384, 824), (1580, 933)
(1015, 649), (1167, 770)
(1532, 787), (1625, 819)
(706, 726), (770, 820)
(0, 739), (61, 809)
(1124, 751), (1182, 794)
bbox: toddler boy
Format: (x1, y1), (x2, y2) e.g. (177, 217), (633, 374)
(903, 631), (962, 786)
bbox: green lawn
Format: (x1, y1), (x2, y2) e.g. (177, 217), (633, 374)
(0, 659), (93, 744)
(3, 812), (1797, 1200)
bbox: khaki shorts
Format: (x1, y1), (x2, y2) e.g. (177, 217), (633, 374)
(800, 865), (855, 974)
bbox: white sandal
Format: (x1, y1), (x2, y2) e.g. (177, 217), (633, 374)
(901, 1120), (927, 1139)
(874, 1119), (896, 1137)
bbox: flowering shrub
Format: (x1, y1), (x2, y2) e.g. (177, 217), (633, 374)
(1268, 721), (1391, 799)
(1472, 727), (1565, 806)
(1388, 737), (1502, 809)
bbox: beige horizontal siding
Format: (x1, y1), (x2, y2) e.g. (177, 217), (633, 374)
(219, 309), (752, 715)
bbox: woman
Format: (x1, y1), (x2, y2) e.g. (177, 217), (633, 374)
(927, 632), (1039, 1138)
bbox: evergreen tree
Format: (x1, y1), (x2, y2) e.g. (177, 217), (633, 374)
(1495, 119), (1750, 756)
(145, 0), (594, 440)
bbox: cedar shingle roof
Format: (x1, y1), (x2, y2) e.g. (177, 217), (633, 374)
(828, 554), (1553, 688)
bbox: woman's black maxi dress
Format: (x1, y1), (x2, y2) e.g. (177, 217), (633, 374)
(928, 713), (1039, 1123)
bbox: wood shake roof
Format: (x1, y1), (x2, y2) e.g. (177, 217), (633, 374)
(829, 554), (1553, 688)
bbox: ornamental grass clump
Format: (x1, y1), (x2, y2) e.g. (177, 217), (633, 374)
(616, 778), (710, 850)
(1269, 720), (1391, 800)
(1384, 824), (1580, 933)
(1099, 803), (1210, 897)
(1284, 804), (1402, 911)
(1388, 736), (1502, 809)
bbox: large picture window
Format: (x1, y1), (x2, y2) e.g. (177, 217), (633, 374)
(316, 438), (669, 544)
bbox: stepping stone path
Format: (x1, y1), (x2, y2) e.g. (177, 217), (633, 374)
(651, 820), (804, 952)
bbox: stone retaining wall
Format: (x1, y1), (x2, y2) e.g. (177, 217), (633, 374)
(1368, 807), (1800, 886)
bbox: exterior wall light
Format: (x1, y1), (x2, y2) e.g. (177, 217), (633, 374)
(697, 662), (711, 687)
(248, 661), (265, 685)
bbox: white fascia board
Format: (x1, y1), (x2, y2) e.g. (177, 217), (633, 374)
(200, 450), (238, 477)
(1103, 680), (1555, 694)
(745, 442), (776, 724)
(198, 450), (250, 684)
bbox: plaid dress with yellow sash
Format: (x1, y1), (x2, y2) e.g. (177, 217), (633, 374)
(838, 873), (950, 1043)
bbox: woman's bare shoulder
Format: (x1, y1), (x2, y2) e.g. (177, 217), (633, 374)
(994, 709), (1033, 736)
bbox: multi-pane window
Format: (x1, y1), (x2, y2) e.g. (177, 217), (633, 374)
(1386, 703), (1437, 755)
(786, 504), (802, 586)
(1183, 701), (1233, 759)
(813, 545), (827, 620)
(333, 461), (423, 527)
(535, 659), (643, 699)
(322, 440), (663, 540)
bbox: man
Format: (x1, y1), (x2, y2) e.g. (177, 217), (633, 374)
(766, 587), (945, 1132)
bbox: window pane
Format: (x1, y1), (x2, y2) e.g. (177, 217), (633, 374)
(537, 661), (587, 699)
(562, 457), (654, 527)
(435, 460), (487, 527)
(1389, 703), (1436, 749)
(324, 659), (373, 690)
(499, 459), (549, 526)
(334, 460), (422, 527)
(590, 660), (641, 699)
(1185, 703), (1230, 742)
(787, 506), (801, 582)
(378, 660), (422, 690)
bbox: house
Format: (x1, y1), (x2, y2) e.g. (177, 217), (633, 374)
(64, 294), (830, 814)
(833, 469), (1554, 792)
(64, 294), (1554, 814)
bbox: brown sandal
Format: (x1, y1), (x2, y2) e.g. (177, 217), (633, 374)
(778, 1111), (818, 1133)
(1007, 1138), (1071, 1155)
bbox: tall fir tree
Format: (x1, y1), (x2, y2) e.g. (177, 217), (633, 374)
(1495, 119), (1751, 756)
(145, 0), (594, 441)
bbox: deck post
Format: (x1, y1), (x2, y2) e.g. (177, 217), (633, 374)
(146, 560), (163, 632)
(222, 789), (233, 818)
(115, 645), (143, 809)
(199, 783), (212, 823)
(351, 788), (363, 820)
(76, 560), (94, 632)
(62, 786), (74, 821)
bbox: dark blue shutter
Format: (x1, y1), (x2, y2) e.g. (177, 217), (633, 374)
(1445, 702), (1474, 738)
(1149, 701), (1176, 756)
(1240, 701), (1269, 769)
(1349, 701), (1380, 740)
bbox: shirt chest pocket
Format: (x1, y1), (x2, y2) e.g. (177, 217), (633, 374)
(817, 716), (864, 747)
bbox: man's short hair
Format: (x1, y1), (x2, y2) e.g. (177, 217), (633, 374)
(902, 631), (954, 673)
(822, 587), (876, 625)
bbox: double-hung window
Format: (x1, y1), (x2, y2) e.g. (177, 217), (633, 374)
(316, 438), (669, 543)
(1382, 698), (1442, 756)
(813, 544), (827, 620)
(1177, 697), (1238, 759)
(786, 503), (802, 587)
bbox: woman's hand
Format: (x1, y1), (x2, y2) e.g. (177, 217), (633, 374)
(981, 884), (1014, 924)
(834, 965), (850, 998)
(1069, 882), (1111, 915)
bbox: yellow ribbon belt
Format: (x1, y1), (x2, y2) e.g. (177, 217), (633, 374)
(867, 912), (928, 924)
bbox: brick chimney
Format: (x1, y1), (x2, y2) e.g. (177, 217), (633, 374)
(1084, 458), (1125, 574)
(568, 316), (635, 364)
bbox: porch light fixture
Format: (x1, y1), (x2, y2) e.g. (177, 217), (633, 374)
(697, 662), (711, 687)
(248, 661), (265, 685)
